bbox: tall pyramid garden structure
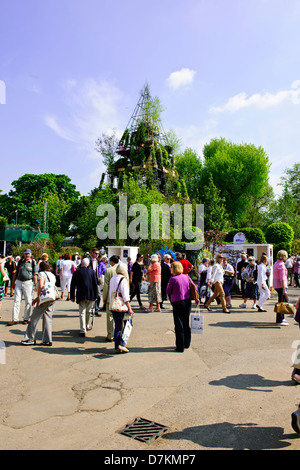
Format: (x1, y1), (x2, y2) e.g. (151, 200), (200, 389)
(105, 84), (188, 197)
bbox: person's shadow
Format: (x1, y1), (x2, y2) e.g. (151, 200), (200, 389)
(209, 374), (292, 392)
(163, 422), (298, 450)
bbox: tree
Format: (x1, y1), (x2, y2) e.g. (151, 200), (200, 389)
(95, 130), (119, 170)
(0, 174), (80, 234)
(201, 174), (229, 231)
(202, 138), (271, 226)
(262, 184), (300, 239)
(280, 163), (300, 203)
(175, 148), (203, 201)
(265, 222), (294, 257)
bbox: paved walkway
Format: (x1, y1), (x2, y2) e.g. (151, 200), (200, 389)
(0, 285), (299, 450)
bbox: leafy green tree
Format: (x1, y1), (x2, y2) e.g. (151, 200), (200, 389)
(175, 148), (203, 201)
(280, 163), (300, 203)
(262, 184), (300, 239)
(95, 131), (119, 169)
(0, 174), (80, 234)
(201, 138), (270, 226)
(201, 174), (229, 231)
(265, 222), (294, 257)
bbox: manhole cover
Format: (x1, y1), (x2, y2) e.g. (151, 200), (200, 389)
(119, 417), (169, 443)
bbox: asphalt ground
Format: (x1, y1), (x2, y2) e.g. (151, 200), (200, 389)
(0, 284), (300, 451)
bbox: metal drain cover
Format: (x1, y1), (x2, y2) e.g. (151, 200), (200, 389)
(119, 417), (169, 443)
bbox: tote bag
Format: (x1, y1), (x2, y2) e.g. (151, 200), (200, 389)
(190, 306), (204, 334)
(111, 277), (128, 313)
(39, 273), (59, 305)
(122, 319), (133, 344)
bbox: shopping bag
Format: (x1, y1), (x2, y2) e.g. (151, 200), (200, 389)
(122, 319), (133, 344)
(39, 274), (59, 305)
(190, 307), (204, 334)
(140, 280), (149, 294)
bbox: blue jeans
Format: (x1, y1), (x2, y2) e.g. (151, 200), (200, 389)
(112, 310), (127, 349)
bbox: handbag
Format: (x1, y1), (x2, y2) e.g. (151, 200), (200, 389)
(190, 306), (204, 334)
(39, 273), (59, 305)
(111, 277), (128, 312)
(3, 268), (9, 282)
(274, 302), (295, 316)
(188, 277), (199, 301)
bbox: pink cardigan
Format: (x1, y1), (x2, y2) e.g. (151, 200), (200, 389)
(273, 260), (288, 289)
(147, 262), (161, 283)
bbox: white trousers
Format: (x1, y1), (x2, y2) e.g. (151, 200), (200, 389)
(78, 300), (94, 333)
(12, 280), (34, 321)
(61, 274), (72, 293)
(257, 283), (270, 308)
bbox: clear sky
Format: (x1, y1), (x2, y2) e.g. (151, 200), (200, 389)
(1, 0), (300, 197)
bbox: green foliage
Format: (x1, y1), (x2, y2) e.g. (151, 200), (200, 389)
(175, 148), (202, 201)
(280, 163), (300, 203)
(0, 216), (7, 228)
(225, 227), (266, 244)
(265, 222), (294, 245)
(265, 222), (294, 259)
(0, 174), (80, 235)
(201, 174), (229, 231)
(202, 138), (270, 225)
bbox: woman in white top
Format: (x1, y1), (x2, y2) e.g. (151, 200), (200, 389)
(60, 253), (76, 300)
(205, 254), (230, 313)
(256, 254), (270, 312)
(109, 263), (133, 353)
(21, 261), (57, 346)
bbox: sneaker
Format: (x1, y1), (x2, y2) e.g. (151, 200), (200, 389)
(291, 369), (300, 384)
(252, 304), (258, 309)
(291, 404), (300, 433)
(118, 345), (129, 353)
(279, 319), (289, 326)
(239, 303), (247, 308)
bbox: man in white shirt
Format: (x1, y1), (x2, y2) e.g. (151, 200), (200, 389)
(205, 254), (230, 313)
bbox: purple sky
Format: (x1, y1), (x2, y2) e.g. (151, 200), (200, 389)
(1, 0), (300, 196)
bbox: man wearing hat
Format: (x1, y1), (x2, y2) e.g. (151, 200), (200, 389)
(7, 248), (38, 326)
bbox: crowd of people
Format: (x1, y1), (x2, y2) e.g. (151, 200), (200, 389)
(0, 248), (199, 354)
(0, 247), (299, 365)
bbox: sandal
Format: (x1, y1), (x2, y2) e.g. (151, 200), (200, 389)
(21, 339), (36, 345)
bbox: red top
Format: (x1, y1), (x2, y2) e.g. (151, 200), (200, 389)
(179, 259), (193, 274)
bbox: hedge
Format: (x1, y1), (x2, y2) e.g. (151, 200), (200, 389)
(225, 227), (266, 244)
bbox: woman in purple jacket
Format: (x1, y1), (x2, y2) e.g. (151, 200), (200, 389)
(166, 261), (198, 352)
